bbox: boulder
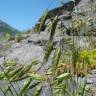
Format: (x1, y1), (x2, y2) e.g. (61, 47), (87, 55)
(5, 43), (44, 64)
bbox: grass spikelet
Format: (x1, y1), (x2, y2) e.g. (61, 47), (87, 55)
(35, 85), (42, 96)
(51, 48), (61, 76)
(38, 11), (48, 32)
(19, 78), (32, 96)
(49, 16), (58, 41)
(44, 41), (54, 62)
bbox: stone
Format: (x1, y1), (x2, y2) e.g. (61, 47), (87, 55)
(5, 43), (44, 64)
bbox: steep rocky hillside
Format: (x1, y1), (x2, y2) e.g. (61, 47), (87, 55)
(33, 0), (96, 36)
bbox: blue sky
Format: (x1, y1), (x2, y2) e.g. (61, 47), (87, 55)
(0, 0), (69, 31)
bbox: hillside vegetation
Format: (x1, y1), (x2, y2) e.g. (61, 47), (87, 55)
(0, 19), (20, 40)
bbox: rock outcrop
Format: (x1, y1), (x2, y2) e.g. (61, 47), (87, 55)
(34, 0), (96, 36)
(47, 0), (81, 18)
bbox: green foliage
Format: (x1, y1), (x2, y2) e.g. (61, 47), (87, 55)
(79, 49), (96, 69)
(0, 72), (5, 80)
(28, 73), (45, 81)
(4, 60), (17, 67)
(15, 33), (23, 42)
(56, 73), (70, 79)
(35, 85), (42, 96)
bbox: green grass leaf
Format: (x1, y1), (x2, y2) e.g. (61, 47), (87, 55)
(56, 73), (70, 79)
(19, 78), (32, 96)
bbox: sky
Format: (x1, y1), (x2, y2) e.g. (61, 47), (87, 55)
(0, 0), (69, 31)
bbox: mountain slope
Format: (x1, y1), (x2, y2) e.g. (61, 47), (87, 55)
(0, 19), (20, 36)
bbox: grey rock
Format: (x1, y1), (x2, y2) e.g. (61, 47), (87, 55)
(5, 43), (44, 64)
(0, 44), (3, 50)
(26, 32), (49, 46)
